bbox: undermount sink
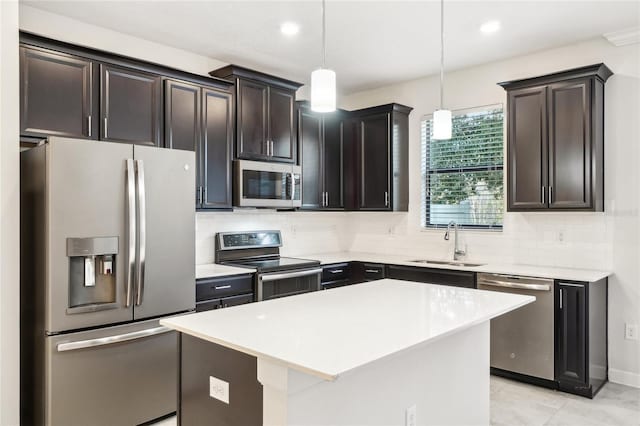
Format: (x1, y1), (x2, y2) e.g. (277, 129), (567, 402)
(408, 259), (486, 268)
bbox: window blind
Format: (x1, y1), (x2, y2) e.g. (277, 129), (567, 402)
(421, 105), (504, 229)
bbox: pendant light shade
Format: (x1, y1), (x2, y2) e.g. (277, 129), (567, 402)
(433, 109), (452, 140)
(311, 68), (336, 112)
(311, 0), (336, 112)
(432, 0), (452, 140)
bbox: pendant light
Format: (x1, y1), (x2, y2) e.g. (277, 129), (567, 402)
(311, 0), (336, 112)
(432, 0), (452, 140)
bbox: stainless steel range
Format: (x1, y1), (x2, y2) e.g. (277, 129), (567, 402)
(215, 231), (322, 301)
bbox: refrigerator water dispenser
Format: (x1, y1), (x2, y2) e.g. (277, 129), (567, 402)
(67, 237), (118, 311)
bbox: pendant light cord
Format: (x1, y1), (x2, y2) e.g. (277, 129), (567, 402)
(440, 0), (444, 110)
(322, 0), (326, 68)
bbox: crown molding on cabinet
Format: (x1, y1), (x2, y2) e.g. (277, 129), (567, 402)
(603, 27), (640, 47)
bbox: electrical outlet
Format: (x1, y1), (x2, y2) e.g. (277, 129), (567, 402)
(558, 231), (564, 242)
(405, 404), (416, 426)
(625, 324), (638, 341)
(209, 376), (229, 404)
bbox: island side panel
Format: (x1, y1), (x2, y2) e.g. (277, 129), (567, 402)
(285, 322), (490, 426)
(179, 334), (263, 426)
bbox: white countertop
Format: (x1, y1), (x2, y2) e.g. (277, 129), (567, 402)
(161, 279), (534, 381)
(195, 263), (255, 280)
(302, 251), (611, 282)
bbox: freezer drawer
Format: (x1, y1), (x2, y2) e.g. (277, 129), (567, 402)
(45, 319), (177, 426)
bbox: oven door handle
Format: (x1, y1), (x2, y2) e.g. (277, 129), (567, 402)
(261, 268), (323, 282)
(479, 279), (550, 292)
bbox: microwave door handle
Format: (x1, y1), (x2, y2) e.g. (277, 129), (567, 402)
(290, 172), (295, 201)
(135, 160), (147, 306)
(125, 159), (136, 307)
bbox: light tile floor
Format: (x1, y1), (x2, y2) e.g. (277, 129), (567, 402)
(491, 376), (640, 426)
(152, 376), (640, 425)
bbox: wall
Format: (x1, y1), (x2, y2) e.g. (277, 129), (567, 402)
(339, 37), (640, 387)
(0, 1), (21, 424)
(19, 5), (226, 77)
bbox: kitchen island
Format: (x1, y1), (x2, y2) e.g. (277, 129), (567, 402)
(161, 279), (534, 426)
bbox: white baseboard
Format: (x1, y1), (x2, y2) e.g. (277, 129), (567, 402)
(609, 368), (640, 388)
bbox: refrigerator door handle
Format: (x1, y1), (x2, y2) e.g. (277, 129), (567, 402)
(56, 326), (172, 352)
(125, 159), (136, 307)
(135, 160), (147, 306)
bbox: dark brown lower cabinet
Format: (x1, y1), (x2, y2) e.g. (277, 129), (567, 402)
(555, 279), (608, 398)
(180, 334), (262, 426)
(321, 263), (352, 289)
(386, 265), (475, 289)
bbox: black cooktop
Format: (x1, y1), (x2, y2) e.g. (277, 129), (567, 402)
(225, 256), (320, 273)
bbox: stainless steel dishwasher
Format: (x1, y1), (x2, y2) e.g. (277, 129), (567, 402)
(477, 273), (555, 380)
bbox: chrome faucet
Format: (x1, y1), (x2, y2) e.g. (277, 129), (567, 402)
(444, 221), (466, 261)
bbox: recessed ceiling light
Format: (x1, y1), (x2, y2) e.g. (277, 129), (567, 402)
(280, 22), (300, 36)
(480, 20), (501, 34)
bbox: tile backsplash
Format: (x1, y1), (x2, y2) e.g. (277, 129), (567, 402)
(196, 210), (350, 264)
(196, 210), (612, 272)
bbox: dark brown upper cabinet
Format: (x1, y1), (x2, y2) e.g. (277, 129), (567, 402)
(19, 32), (234, 153)
(101, 64), (162, 146)
(210, 65), (302, 164)
(164, 79), (200, 152)
(297, 103), (346, 210)
(20, 46), (98, 140)
(349, 104), (412, 211)
(499, 64), (612, 212)
(200, 87), (233, 209)
(164, 79), (233, 210)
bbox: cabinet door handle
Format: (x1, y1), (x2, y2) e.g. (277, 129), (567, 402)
(559, 282), (584, 288)
(329, 269), (344, 274)
(549, 186), (553, 204)
(215, 285), (231, 290)
(87, 116), (92, 137)
(270, 140), (274, 157)
(104, 117), (108, 139)
(384, 191), (389, 207)
(541, 186), (545, 204)
(559, 288), (563, 309)
(365, 269), (380, 274)
(326, 192), (329, 207)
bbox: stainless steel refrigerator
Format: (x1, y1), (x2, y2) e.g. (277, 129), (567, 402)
(20, 137), (195, 425)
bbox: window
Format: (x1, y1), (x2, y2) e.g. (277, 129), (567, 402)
(421, 105), (504, 229)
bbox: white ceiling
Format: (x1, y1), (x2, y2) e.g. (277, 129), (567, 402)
(22, 0), (640, 94)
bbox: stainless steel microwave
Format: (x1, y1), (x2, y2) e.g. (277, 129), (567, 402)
(233, 160), (302, 208)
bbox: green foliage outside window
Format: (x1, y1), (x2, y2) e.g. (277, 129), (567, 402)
(423, 107), (504, 228)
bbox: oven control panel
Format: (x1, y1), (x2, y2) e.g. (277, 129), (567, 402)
(217, 230), (282, 250)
